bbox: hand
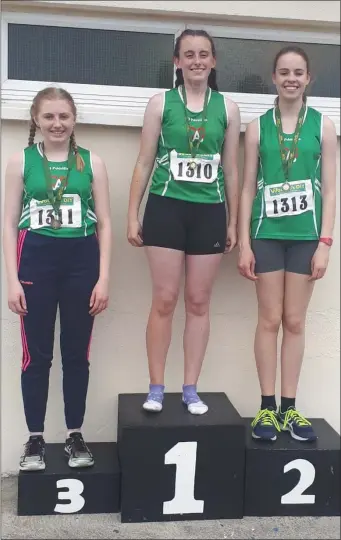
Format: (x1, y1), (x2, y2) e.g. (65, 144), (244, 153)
(127, 219), (143, 247)
(89, 278), (109, 316)
(309, 243), (330, 281)
(224, 224), (237, 254)
(238, 245), (258, 281)
(8, 280), (28, 315)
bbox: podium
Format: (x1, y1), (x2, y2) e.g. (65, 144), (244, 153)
(244, 418), (340, 516)
(117, 392), (246, 523)
(18, 442), (120, 516)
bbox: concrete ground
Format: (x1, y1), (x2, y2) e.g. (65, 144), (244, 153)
(1, 476), (340, 540)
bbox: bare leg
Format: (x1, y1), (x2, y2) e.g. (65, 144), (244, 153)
(182, 253), (222, 414)
(145, 247), (184, 385)
(254, 271), (284, 396)
(183, 253), (223, 385)
(281, 272), (315, 398)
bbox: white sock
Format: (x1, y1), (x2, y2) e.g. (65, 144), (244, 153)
(67, 429), (81, 438)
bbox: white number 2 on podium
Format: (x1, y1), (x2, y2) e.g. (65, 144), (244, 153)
(281, 459), (316, 505)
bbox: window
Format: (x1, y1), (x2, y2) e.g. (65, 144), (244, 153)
(8, 24), (174, 89)
(213, 37), (340, 98)
(1, 11), (340, 133)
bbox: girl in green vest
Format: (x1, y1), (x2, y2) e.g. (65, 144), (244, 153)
(238, 46), (337, 441)
(3, 87), (112, 470)
(127, 29), (241, 414)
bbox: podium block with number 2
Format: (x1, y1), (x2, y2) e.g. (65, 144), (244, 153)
(117, 392), (245, 523)
(244, 418), (340, 516)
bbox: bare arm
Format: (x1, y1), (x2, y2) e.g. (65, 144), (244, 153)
(92, 153), (112, 282)
(89, 153), (112, 315)
(3, 152), (24, 285)
(3, 152), (28, 314)
(320, 115), (337, 239)
(127, 93), (163, 246)
(238, 119), (259, 249)
(222, 97), (241, 230)
(309, 115), (338, 281)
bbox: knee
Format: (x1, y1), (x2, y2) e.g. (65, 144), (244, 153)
(282, 314), (305, 335)
(153, 289), (178, 317)
(258, 312), (282, 333)
(185, 291), (210, 316)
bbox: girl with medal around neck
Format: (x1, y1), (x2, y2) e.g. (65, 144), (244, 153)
(3, 87), (112, 471)
(127, 29), (241, 414)
(238, 46), (337, 442)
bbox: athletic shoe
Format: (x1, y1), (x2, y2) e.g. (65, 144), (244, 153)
(19, 435), (46, 471)
(277, 406), (317, 442)
(64, 432), (94, 468)
(251, 407), (281, 441)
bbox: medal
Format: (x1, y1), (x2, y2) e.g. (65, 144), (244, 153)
(182, 85), (209, 168)
(275, 104), (305, 192)
(50, 216), (61, 230)
(42, 143), (75, 230)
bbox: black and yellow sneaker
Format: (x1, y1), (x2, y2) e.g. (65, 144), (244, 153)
(277, 406), (317, 442)
(251, 407), (281, 441)
(19, 435), (46, 471)
(64, 432), (94, 468)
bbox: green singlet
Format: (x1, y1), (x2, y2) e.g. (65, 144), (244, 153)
(149, 86), (228, 204)
(250, 106), (323, 240)
(18, 142), (97, 237)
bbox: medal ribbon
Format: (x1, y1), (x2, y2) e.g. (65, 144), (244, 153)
(182, 85), (210, 160)
(42, 145), (75, 219)
(275, 104), (306, 184)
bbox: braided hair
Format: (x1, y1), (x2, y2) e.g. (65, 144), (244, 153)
(28, 86), (84, 172)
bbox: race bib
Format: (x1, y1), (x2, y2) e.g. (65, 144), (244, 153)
(264, 179), (314, 218)
(170, 150), (220, 183)
(29, 194), (82, 229)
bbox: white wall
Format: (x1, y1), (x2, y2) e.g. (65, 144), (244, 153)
(1, 121), (340, 474)
(7, 1), (340, 25)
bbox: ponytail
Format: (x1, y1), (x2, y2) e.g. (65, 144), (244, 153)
(175, 67), (218, 91)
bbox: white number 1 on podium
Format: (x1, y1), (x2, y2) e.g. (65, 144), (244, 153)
(163, 441), (204, 515)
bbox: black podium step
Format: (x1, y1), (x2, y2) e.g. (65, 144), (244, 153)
(243, 418), (340, 516)
(117, 392), (245, 523)
(18, 442), (120, 516)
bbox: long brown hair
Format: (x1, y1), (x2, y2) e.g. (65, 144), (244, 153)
(28, 87), (84, 172)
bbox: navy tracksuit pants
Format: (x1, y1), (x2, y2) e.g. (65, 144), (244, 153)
(17, 230), (100, 433)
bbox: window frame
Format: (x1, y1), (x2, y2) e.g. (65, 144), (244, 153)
(1, 10), (340, 134)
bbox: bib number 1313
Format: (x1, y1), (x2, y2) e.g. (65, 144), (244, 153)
(273, 195), (308, 215)
(265, 180), (314, 218)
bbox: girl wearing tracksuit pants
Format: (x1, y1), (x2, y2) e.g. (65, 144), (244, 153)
(3, 87), (112, 471)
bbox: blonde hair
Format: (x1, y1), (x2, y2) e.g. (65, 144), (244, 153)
(28, 87), (84, 172)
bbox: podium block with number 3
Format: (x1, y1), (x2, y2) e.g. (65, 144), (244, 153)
(117, 392), (245, 523)
(244, 418), (340, 516)
(18, 442), (120, 516)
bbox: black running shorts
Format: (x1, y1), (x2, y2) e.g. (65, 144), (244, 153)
(143, 193), (227, 255)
